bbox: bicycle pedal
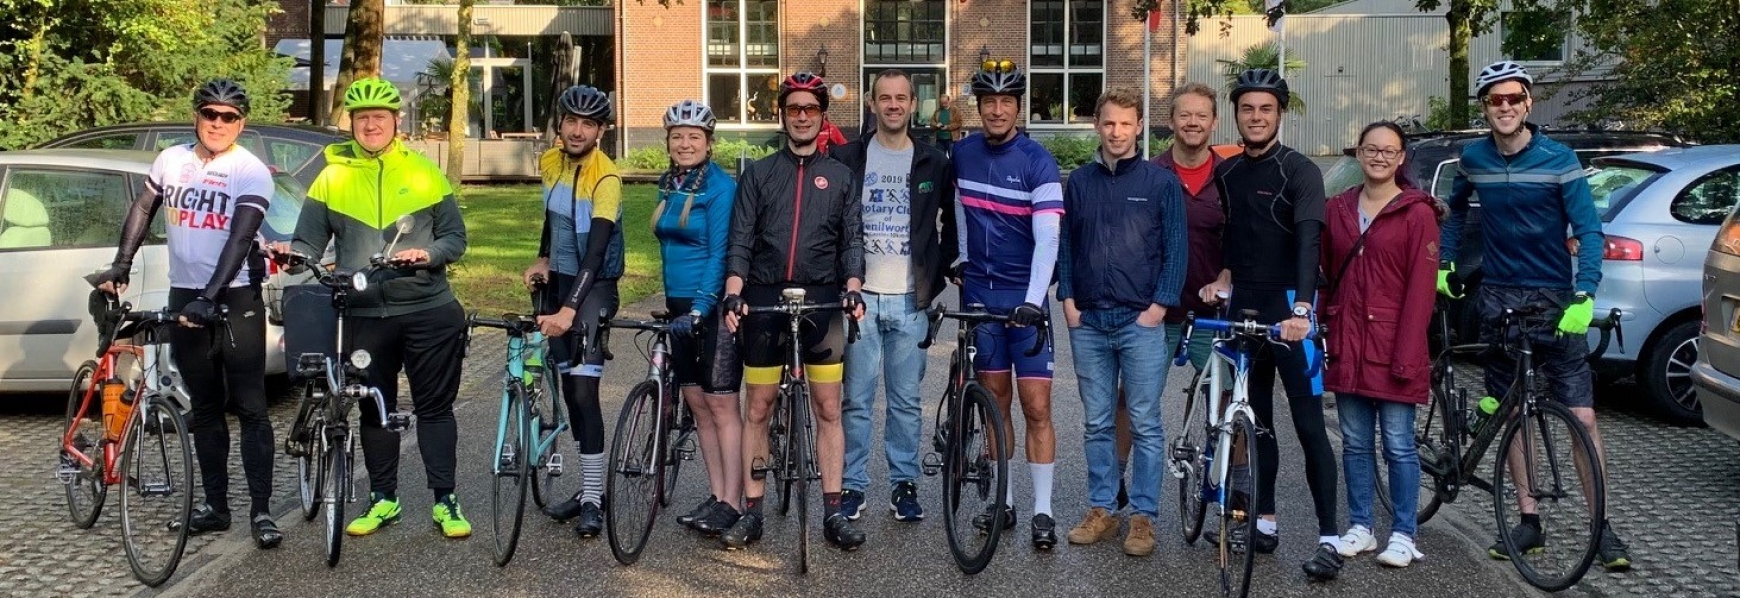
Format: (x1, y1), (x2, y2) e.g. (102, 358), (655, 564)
(749, 457), (770, 481)
(385, 413), (413, 431)
(921, 453), (942, 476)
(55, 458), (78, 485)
(545, 453), (564, 476)
(138, 481), (174, 497)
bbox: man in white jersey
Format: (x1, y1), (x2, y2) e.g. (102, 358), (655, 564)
(94, 79), (282, 549)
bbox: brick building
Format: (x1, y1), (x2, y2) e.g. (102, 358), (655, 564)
(619, 0), (1187, 151)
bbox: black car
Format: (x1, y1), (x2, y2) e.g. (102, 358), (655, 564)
(1320, 129), (1689, 347)
(38, 123), (344, 188)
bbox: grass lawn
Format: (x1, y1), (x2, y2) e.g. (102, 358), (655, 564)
(450, 183), (662, 316)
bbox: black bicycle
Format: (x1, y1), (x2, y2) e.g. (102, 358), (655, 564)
(1382, 298), (1621, 591)
(744, 288), (857, 575)
(917, 303), (1047, 574)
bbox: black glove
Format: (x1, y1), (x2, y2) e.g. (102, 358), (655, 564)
(844, 290), (864, 314)
(671, 312), (700, 338)
(1009, 302), (1046, 327)
(949, 262), (967, 285)
(92, 264), (130, 290)
(722, 294), (745, 316)
(180, 296), (219, 326)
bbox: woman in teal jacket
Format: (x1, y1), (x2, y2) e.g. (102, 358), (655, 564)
(655, 100), (745, 535)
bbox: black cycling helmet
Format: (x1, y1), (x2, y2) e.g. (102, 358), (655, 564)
(193, 78), (250, 116)
(557, 85), (613, 124)
(971, 62), (1027, 99)
(778, 72), (829, 111)
(1230, 68), (1290, 109)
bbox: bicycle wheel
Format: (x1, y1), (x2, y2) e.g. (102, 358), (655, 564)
(61, 361), (106, 528)
(530, 371), (564, 509)
(1174, 372), (1209, 545)
(1378, 350), (1469, 526)
(660, 399), (691, 508)
(788, 383), (812, 575)
(942, 384), (1009, 574)
(606, 380), (663, 566)
(323, 428), (348, 568)
(1217, 411), (1260, 598)
(294, 395), (324, 522)
(490, 384), (532, 567)
(118, 394), (193, 587)
(1492, 400), (1604, 592)
(766, 390), (791, 517)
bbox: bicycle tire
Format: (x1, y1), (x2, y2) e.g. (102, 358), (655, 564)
(943, 384), (1008, 574)
(62, 361), (106, 529)
(789, 383), (812, 575)
(119, 394), (193, 587)
(767, 389), (791, 517)
(490, 383), (532, 567)
(1219, 412), (1260, 598)
(1492, 400), (1604, 592)
(324, 428), (347, 568)
(1175, 371), (1209, 545)
(606, 380), (663, 566)
(295, 391), (323, 522)
(530, 370), (564, 510)
(660, 398), (690, 508)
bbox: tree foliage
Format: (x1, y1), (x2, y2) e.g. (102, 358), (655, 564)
(0, 0), (290, 150)
(328, 0), (385, 128)
(1559, 0), (1740, 142)
(1217, 41), (1309, 114)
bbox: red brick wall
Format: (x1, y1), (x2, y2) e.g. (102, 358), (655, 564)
(780, 0), (860, 131)
(620, 1), (707, 149)
(266, 0), (309, 47)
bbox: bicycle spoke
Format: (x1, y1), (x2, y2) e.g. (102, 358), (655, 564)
(942, 385), (1007, 574)
(606, 381), (663, 565)
(1492, 402), (1604, 591)
(119, 398), (192, 587)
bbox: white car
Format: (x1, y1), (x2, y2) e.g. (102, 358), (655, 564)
(0, 149), (308, 393)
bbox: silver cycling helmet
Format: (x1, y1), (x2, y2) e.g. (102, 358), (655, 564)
(663, 100), (717, 132)
(1475, 61), (1533, 96)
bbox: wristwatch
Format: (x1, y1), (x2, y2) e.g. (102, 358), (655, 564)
(1291, 304), (1312, 319)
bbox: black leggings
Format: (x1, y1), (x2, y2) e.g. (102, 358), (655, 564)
(1230, 287), (1339, 536)
(540, 274), (619, 454)
(348, 300), (467, 497)
(169, 286), (272, 516)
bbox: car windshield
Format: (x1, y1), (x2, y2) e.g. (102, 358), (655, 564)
(1587, 162), (1665, 222)
(1322, 155), (1364, 197)
(262, 172), (306, 241)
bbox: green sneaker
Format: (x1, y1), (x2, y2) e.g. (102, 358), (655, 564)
(346, 492), (402, 536)
(433, 494), (472, 538)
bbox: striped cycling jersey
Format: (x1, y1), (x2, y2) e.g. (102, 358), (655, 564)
(951, 132), (1064, 305)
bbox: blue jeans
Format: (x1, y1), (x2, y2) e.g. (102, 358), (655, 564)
(843, 292), (930, 491)
(1339, 392), (1420, 537)
(1070, 317), (1170, 517)
(1164, 321), (1215, 372)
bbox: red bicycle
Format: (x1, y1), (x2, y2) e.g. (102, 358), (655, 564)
(57, 296), (197, 587)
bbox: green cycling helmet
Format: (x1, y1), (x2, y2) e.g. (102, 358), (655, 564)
(344, 77), (402, 112)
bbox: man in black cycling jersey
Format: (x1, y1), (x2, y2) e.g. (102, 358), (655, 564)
(94, 79), (282, 549)
(1198, 68), (1343, 582)
(719, 72), (868, 552)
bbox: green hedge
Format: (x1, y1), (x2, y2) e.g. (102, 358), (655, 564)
(1039, 134), (1175, 172)
(621, 138), (777, 173)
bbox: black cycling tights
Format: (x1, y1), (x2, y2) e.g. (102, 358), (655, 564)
(351, 301), (466, 500)
(1231, 288), (1340, 537)
(169, 287), (273, 517)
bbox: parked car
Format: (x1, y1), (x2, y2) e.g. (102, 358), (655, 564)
(1688, 147), (1740, 440)
(0, 149), (307, 394)
(38, 123), (343, 188)
(1324, 131), (1712, 423)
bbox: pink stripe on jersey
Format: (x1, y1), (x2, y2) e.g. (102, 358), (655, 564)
(962, 196), (1033, 216)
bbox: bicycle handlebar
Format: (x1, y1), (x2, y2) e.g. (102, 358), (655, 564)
(1172, 313), (1327, 376)
(916, 303), (1051, 357)
(467, 313), (539, 335)
(744, 301), (862, 344)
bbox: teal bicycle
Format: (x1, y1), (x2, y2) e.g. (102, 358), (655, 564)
(466, 277), (571, 567)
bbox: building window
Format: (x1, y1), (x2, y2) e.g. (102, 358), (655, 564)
(1501, 9), (1569, 63)
(1030, 0), (1103, 125)
(706, 0), (779, 124)
(863, 0), (945, 64)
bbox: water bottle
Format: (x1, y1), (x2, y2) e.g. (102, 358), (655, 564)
(101, 377), (132, 442)
(522, 347), (544, 387)
(1471, 395), (1500, 435)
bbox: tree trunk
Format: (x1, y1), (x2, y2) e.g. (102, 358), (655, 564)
(328, 0), (386, 130)
(1447, 1), (1473, 128)
(20, 22), (50, 102)
(446, 0), (474, 189)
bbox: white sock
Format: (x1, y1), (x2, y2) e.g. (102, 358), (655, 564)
(580, 452), (606, 506)
(1030, 462), (1054, 516)
(1319, 534), (1339, 547)
(1257, 518), (1278, 535)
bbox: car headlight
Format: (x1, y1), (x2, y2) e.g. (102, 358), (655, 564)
(349, 350), (372, 370)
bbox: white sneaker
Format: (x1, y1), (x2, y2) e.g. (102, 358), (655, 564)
(1376, 533), (1425, 567)
(1336, 525), (1378, 557)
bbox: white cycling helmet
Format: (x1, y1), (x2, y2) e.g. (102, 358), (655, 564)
(663, 100), (717, 132)
(1475, 61), (1533, 96)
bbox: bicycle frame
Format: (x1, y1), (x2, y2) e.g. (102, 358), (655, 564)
(59, 309), (181, 486)
(488, 322), (568, 478)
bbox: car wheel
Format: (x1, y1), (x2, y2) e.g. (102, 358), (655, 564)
(1640, 319), (1703, 425)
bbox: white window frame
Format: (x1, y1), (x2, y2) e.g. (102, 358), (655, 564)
(1027, 0), (1106, 129)
(704, 0), (780, 129)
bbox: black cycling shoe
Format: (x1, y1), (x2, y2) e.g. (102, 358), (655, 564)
(721, 512), (764, 550)
(823, 513), (866, 550)
(692, 502), (741, 537)
(1206, 525), (1279, 554)
(1303, 543), (1344, 581)
(677, 495), (718, 529)
(180, 504), (232, 535)
(251, 514), (283, 549)
(1597, 522), (1632, 571)
(543, 496), (586, 522)
(572, 502), (604, 538)
(972, 505), (1017, 534)
(1488, 521), (1545, 560)
(1031, 514), (1058, 550)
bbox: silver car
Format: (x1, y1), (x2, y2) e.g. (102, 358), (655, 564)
(1687, 146), (1740, 441)
(0, 149), (305, 394)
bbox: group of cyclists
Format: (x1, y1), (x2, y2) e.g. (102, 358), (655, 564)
(85, 52), (1633, 583)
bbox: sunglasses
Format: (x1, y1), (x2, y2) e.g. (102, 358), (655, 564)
(1483, 92), (1529, 108)
(782, 104), (823, 118)
(198, 108), (243, 123)
(981, 59), (1016, 74)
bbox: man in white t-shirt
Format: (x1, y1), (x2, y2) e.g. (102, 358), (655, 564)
(829, 69), (957, 524)
(94, 79), (282, 549)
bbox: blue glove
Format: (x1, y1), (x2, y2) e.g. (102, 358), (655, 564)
(671, 311), (700, 338)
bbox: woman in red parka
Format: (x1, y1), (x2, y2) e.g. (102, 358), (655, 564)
(1321, 121), (1440, 570)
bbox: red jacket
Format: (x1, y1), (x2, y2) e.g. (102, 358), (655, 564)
(1320, 185), (1441, 404)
